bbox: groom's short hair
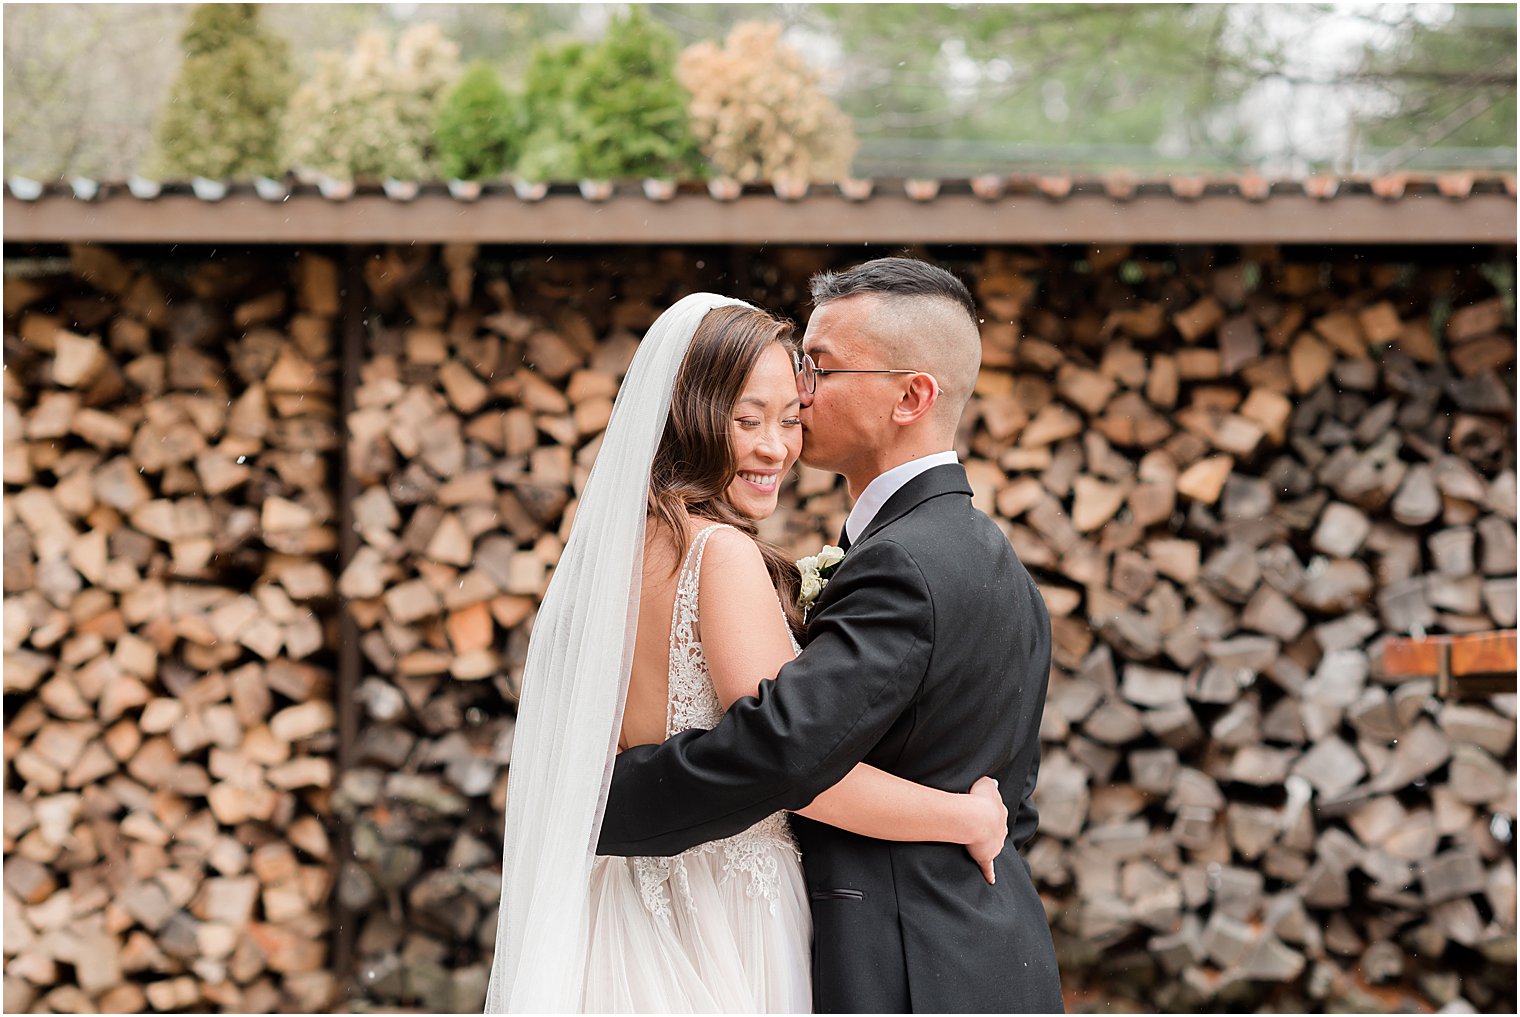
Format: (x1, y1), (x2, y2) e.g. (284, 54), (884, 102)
(809, 257), (978, 326)
(810, 257), (981, 430)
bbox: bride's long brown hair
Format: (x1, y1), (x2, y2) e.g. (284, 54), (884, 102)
(648, 304), (805, 636)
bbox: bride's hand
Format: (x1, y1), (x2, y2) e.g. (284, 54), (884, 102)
(964, 776), (1007, 885)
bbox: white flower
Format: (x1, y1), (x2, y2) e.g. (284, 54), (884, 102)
(795, 542), (846, 614)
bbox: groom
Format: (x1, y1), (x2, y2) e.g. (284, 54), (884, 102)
(598, 257), (1063, 1013)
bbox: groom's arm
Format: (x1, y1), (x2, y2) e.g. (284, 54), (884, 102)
(1010, 750), (1041, 869)
(597, 538), (933, 857)
(1010, 582), (1049, 869)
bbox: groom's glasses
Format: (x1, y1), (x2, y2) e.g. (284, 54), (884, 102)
(794, 351), (921, 396)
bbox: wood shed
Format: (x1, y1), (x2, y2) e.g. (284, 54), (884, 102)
(3, 172), (1516, 1013)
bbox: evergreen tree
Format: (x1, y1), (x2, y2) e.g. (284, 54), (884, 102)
(282, 23), (460, 182)
(151, 3), (292, 180)
(514, 40), (593, 182)
(568, 8), (704, 180)
(436, 61), (520, 181)
(514, 9), (702, 182)
(1354, 4), (1516, 164)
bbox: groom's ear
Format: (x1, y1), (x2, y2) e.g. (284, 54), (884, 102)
(890, 373), (940, 426)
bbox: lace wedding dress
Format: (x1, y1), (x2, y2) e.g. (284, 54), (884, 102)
(583, 523), (813, 1013)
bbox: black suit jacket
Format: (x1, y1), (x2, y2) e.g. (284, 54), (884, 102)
(597, 464), (1063, 1013)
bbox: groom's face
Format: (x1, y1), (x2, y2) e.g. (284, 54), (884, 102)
(797, 296), (895, 474)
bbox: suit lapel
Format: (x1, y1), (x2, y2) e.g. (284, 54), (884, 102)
(853, 463), (973, 548)
(801, 464), (973, 642)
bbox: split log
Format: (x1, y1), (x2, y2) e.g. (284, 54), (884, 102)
(8, 238), (1514, 1015)
(4, 247), (340, 1012)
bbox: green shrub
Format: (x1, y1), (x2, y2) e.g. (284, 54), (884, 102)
(150, 3), (293, 180)
(283, 23), (459, 181)
(514, 131), (583, 184)
(436, 61), (519, 181)
(567, 8), (703, 180)
(513, 40), (592, 182)
(514, 10), (702, 182)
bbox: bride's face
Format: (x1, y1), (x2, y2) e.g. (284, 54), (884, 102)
(724, 343), (802, 519)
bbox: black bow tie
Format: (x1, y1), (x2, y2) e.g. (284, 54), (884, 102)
(836, 523), (852, 553)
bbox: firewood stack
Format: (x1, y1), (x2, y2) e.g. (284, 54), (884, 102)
(333, 244), (729, 1011)
(939, 247), (1518, 1012)
(4, 246), (341, 1013)
(335, 242), (1514, 1013)
(5, 239), (1516, 1014)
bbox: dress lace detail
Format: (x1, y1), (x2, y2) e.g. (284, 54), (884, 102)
(666, 524), (729, 737)
(631, 523), (802, 920)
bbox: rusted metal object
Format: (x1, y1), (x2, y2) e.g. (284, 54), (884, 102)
(1381, 630), (1518, 698)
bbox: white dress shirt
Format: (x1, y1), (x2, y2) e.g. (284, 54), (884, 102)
(842, 450), (961, 545)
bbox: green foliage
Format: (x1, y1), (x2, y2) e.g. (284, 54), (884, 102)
(814, 3), (1237, 169)
(514, 10), (702, 182)
(567, 8), (704, 180)
(180, 1), (257, 53)
(1355, 4), (1517, 162)
(282, 23), (460, 182)
(150, 3), (293, 180)
(403, 4), (580, 81)
(436, 61), (519, 181)
(515, 40), (590, 181)
(1480, 261), (1517, 323)
(650, 2), (1515, 172)
(514, 133), (582, 184)
(5, 3), (1515, 180)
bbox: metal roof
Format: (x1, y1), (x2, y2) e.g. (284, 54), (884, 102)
(4, 173), (1514, 246)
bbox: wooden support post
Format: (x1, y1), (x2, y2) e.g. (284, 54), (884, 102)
(330, 245), (366, 996)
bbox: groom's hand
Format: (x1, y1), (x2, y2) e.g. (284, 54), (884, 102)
(966, 776), (1008, 885)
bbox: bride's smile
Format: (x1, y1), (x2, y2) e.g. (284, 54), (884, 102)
(498, 265), (1051, 1015)
(737, 470), (780, 490)
(724, 342), (803, 519)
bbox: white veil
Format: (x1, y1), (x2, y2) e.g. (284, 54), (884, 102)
(484, 292), (753, 1013)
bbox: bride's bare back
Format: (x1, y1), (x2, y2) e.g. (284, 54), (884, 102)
(619, 520), (702, 750)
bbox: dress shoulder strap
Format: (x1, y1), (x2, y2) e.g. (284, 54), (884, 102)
(666, 522), (733, 737)
(676, 522), (731, 590)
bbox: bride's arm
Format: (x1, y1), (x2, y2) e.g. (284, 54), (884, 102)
(795, 767), (1006, 880)
(700, 529), (1006, 882)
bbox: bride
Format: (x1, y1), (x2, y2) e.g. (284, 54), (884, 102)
(484, 295), (1006, 1013)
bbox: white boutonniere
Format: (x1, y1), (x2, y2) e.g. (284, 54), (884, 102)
(796, 543), (847, 616)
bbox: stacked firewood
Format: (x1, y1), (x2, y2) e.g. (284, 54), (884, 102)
(944, 248), (1517, 1013)
(3, 246), (341, 1012)
(331, 244), (745, 1010)
(5, 238), (1515, 1014)
(336, 242), (1514, 1013)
